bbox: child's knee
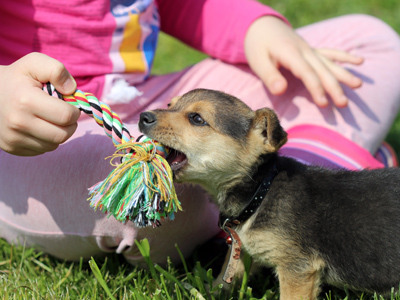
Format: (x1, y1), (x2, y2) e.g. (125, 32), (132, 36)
(343, 14), (400, 44)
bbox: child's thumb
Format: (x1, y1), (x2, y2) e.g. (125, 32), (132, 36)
(57, 75), (77, 95)
(47, 65), (77, 96)
(21, 52), (77, 95)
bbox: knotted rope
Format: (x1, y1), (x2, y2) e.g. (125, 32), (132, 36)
(43, 83), (181, 227)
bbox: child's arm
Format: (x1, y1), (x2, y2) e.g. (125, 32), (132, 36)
(0, 53), (80, 156)
(157, 0), (289, 63)
(157, 0), (363, 108)
(244, 16), (363, 107)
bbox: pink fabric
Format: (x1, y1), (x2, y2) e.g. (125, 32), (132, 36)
(280, 125), (385, 170)
(0, 0), (116, 96)
(1, 14), (400, 265)
(157, 0), (289, 63)
(0, 0), (286, 97)
(271, 15), (400, 154)
(374, 142), (399, 167)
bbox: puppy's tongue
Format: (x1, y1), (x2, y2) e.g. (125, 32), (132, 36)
(167, 150), (187, 171)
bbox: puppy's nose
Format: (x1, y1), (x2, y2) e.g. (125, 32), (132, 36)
(139, 112), (157, 130)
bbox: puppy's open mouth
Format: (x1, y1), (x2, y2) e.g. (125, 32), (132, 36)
(166, 148), (188, 174)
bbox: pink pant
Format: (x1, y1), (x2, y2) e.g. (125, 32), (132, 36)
(1, 15), (400, 265)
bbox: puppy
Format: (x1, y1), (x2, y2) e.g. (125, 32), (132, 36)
(138, 88), (400, 300)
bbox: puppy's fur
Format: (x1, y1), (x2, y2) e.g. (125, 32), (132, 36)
(139, 89), (400, 300)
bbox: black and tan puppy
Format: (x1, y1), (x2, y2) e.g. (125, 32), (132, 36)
(139, 88), (400, 300)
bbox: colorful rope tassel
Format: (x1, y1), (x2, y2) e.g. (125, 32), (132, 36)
(43, 83), (181, 227)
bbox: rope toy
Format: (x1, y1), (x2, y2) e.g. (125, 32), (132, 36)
(43, 83), (181, 228)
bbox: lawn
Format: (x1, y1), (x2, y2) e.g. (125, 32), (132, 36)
(1, 0), (400, 299)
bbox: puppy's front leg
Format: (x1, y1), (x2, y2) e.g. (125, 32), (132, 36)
(276, 266), (321, 300)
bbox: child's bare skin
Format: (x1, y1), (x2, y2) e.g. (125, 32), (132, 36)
(0, 53), (80, 156)
(0, 17), (364, 156)
(244, 16), (363, 107)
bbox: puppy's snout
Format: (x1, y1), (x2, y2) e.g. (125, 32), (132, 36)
(139, 112), (157, 132)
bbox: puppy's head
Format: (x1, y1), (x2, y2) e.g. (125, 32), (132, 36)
(139, 89), (287, 193)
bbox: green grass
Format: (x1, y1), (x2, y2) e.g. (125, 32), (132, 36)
(2, 0), (400, 299)
(1, 238), (400, 299)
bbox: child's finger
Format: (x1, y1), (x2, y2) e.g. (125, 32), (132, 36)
(316, 48), (364, 65)
(28, 88), (81, 127)
(279, 49), (328, 107)
(0, 120), (65, 156)
(6, 103), (77, 150)
(318, 55), (363, 89)
(6, 97), (78, 147)
(2, 145), (43, 157)
(3, 88), (80, 153)
(248, 54), (288, 95)
(9, 132), (61, 156)
(302, 51), (348, 107)
(23, 116), (78, 146)
(20, 52), (77, 95)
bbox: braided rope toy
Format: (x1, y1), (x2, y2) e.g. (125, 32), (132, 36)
(43, 83), (181, 228)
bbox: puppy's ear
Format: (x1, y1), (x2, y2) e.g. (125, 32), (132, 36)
(168, 96), (181, 109)
(253, 108), (287, 152)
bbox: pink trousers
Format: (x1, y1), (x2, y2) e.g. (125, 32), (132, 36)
(1, 15), (400, 265)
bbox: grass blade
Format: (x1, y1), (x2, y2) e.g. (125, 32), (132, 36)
(89, 257), (117, 300)
(154, 264), (189, 298)
(135, 239), (159, 284)
(159, 274), (172, 300)
(239, 251), (252, 300)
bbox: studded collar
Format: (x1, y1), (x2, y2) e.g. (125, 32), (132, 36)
(219, 164), (277, 230)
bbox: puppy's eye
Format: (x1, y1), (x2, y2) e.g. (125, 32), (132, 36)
(189, 113), (208, 126)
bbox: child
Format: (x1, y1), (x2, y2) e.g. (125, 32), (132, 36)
(0, 0), (399, 265)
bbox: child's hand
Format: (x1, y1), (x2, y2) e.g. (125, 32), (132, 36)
(244, 16), (363, 107)
(0, 53), (80, 156)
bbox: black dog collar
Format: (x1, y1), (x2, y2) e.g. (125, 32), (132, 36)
(219, 164), (277, 230)
(218, 164), (277, 284)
